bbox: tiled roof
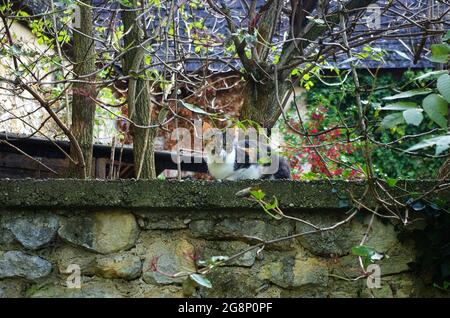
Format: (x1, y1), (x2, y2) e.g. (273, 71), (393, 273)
(17, 0), (442, 71)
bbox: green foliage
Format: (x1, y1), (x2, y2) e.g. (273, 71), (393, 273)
(429, 44), (450, 63)
(249, 189), (283, 219)
(284, 69), (445, 180)
(351, 245), (385, 269)
(250, 189), (265, 200)
(379, 67), (449, 156)
(381, 112), (405, 129)
(422, 94), (448, 129)
(383, 88), (433, 100)
(385, 177), (398, 187)
(402, 108), (424, 126)
(407, 135), (450, 156)
(381, 80), (448, 130)
(380, 101), (418, 110)
(437, 74), (450, 103)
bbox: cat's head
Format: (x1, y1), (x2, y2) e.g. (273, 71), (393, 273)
(202, 122), (238, 164)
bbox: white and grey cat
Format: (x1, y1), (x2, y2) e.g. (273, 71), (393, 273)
(204, 128), (291, 181)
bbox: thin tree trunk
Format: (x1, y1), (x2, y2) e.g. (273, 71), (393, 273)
(121, 1), (156, 179)
(68, 0), (96, 178)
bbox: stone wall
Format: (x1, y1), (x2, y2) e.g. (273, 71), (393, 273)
(0, 180), (448, 298)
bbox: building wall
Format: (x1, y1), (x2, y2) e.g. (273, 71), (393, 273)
(0, 20), (63, 137)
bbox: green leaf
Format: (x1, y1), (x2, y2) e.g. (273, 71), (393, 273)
(386, 178), (398, 187)
(257, 157), (272, 165)
(380, 101), (418, 111)
(383, 89), (433, 101)
(406, 135), (450, 155)
(341, 170), (351, 179)
(430, 44), (450, 63)
(194, 46), (202, 54)
(444, 30), (450, 42)
(444, 281), (450, 290)
(431, 44), (450, 56)
(429, 55), (449, 63)
(291, 69), (300, 76)
(432, 198), (446, 209)
(381, 112), (405, 129)
(422, 94), (448, 129)
(189, 274), (212, 288)
(250, 189), (265, 201)
(437, 74), (450, 103)
(264, 197), (279, 210)
(351, 245), (376, 257)
(413, 70), (448, 81)
(351, 245), (384, 265)
(403, 108), (423, 126)
(180, 101), (211, 115)
(17, 10), (29, 17)
(119, 0), (133, 7)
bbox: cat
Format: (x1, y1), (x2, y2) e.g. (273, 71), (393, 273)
(202, 123), (291, 180)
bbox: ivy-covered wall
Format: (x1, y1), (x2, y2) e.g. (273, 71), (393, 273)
(0, 180), (448, 298)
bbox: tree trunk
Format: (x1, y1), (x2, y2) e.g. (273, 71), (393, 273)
(131, 81), (156, 179)
(121, 1), (156, 179)
(68, 0), (96, 178)
(240, 79), (290, 128)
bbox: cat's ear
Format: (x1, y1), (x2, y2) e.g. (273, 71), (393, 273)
(202, 121), (220, 141)
(202, 121), (213, 140)
(202, 121), (212, 132)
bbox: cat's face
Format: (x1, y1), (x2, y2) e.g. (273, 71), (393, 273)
(202, 123), (237, 164)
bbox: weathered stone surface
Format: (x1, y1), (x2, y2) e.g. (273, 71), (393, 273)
(135, 212), (189, 230)
(2, 180), (447, 211)
(378, 239), (416, 275)
(94, 254), (142, 280)
(0, 251), (52, 280)
(329, 254), (362, 278)
(329, 239), (415, 280)
(328, 280), (360, 298)
(280, 286), (329, 298)
(54, 245), (96, 275)
(292, 257), (329, 287)
(259, 261), (288, 288)
(0, 225), (15, 248)
(0, 214), (18, 250)
(188, 220), (215, 237)
(199, 267), (262, 298)
(28, 279), (123, 298)
(256, 285), (282, 298)
(190, 218), (293, 244)
(360, 284), (394, 298)
(142, 239), (196, 285)
(296, 213), (399, 257)
(6, 214), (59, 250)
(142, 286), (184, 298)
(258, 254), (328, 289)
(385, 273), (415, 298)
(58, 212), (139, 254)
(0, 278), (29, 298)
